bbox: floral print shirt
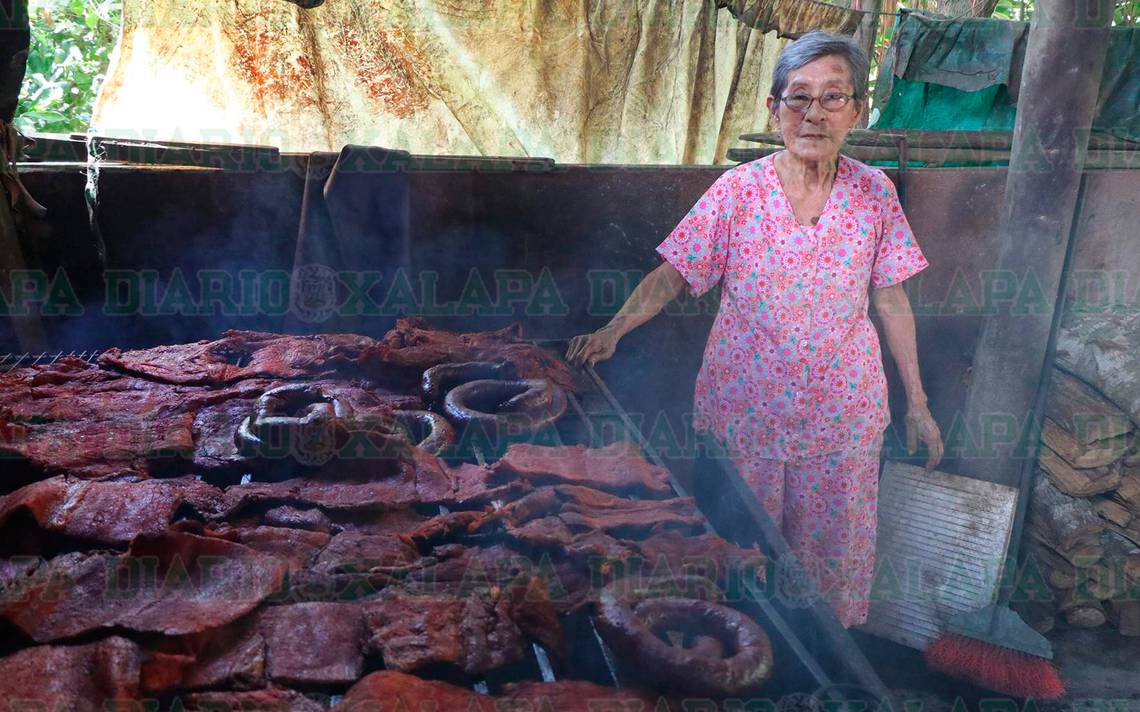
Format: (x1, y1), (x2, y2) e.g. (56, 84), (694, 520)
(656, 153), (928, 459)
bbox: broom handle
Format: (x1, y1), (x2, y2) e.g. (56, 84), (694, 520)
(992, 174), (1088, 614)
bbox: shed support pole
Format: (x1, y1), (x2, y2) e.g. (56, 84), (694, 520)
(958, 0), (1112, 487)
(853, 0), (882, 128)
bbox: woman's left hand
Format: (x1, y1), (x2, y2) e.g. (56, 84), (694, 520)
(906, 403), (944, 470)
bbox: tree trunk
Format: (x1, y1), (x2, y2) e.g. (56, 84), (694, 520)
(852, 0), (882, 127)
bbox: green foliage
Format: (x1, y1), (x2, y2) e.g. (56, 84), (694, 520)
(1114, 1), (1139, 25)
(16, 0), (122, 135)
(988, 0), (1032, 22)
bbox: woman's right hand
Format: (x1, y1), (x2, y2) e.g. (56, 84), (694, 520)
(566, 325), (621, 367)
(565, 262), (686, 368)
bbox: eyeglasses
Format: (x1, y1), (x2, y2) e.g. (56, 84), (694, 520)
(779, 92), (856, 113)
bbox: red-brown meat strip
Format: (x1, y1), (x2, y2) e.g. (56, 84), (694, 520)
(501, 681), (667, 712)
(182, 689), (325, 712)
(98, 330), (387, 386)
(0, 637), (141, 712)
(631, 530), (769, 586)
(314, 529), (421, 575)
(557, 497), (706, 539)
(495, 441), (673, 497)
(0, 530), (287, 642)
(447, 461), (531, 506)
(362, 593), (464, 671)
(262, 505), (331, 532)
(376, 317), (578, 392)
(257, 602), (365, 686)
(335, 671), (494, 712)
(400, 510), (486, 549)
(138, 614), (267, 695)
(220, 472), (421, 515)
(362, 590), (525, 674)
(217, 525), (332, 570)
(0, 476), (222, 548)
(0, 359), (270, 478)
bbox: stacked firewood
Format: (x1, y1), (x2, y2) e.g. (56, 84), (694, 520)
(1022, 367), (1140, 636)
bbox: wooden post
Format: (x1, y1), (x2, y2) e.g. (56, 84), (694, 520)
(853, 0), (883, 129)
(958, 0), (1113, 487)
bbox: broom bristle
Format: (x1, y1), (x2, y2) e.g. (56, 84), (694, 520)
(924, 634), (1065, 699)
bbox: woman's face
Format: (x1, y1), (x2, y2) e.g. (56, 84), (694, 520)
(766, 55), (861, 164)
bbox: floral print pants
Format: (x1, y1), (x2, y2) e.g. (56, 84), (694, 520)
(737, 436), (882, 628)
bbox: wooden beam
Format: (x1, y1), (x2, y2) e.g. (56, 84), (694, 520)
(959, 0), (1114, 487)
(727, 145), (1140, 169)
(738, 129), (1138, 151)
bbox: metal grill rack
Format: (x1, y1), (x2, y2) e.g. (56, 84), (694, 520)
(0, 345), (894, 706)
(0, 350), (104, 372)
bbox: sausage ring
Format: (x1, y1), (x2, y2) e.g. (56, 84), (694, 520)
(595, 586), (773, 696)
(393, 410), (456, 455)
(443, 378), (566, 440)
(421, 361), (518, 407)
(235, 384), (356, 466)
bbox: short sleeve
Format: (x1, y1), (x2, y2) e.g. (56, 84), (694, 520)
(870, 173), (929, 289)
(655, 171), (738, 298)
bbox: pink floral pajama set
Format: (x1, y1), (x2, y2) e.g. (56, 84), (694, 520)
(656, 153), (929, 627)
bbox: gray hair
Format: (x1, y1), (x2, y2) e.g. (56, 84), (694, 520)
(770, 31), (869, 103)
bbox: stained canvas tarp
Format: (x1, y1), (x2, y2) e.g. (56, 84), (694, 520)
(90, 0), (855, 163)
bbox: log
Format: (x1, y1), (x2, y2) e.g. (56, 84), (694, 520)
(1111, 472), (1140, 510)
(1012, 601), (1057, 635)
(1028, 471), (1109, 551)
(1028, 542), (1077, 578)
(1029, 527), (1103, 568)
(1125, 449), (1140, 468)
(1059, 586), (1103, 612)
(1047, 566), (1077, 589)
(1093, 498), (1133, 529)
(1126, 553), (1140, 586)
(1079, 537), (1140, 601)
(1042, 418), (1132, 470)
(1033, 613), (1056, 635)
(1039, 445), (1122, 497)
(1104, 522), (1140, 549)
(1064, 602), (1107, 628)
(1106, 599), (1140, 637)
(1045, 368), (1135, 445)
(1080, 567), (1128, 600)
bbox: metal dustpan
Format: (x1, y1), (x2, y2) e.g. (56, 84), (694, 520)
(857, 462), (1020, 650)
(941, 602), (1053, 659)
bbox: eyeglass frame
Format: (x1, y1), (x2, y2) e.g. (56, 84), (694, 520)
(777, 91), (858, 113)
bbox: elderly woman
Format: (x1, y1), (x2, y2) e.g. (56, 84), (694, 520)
(567, 31), (943, 628)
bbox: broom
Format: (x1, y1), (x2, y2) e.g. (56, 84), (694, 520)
(923, 518), (1066, 699)
(922, 383), (1065, 699)
(923, 331), (1066, 698)
(923, 254), (1081, 700)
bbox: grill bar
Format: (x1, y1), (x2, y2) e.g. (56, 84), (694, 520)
(0, 350), (104, 372)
